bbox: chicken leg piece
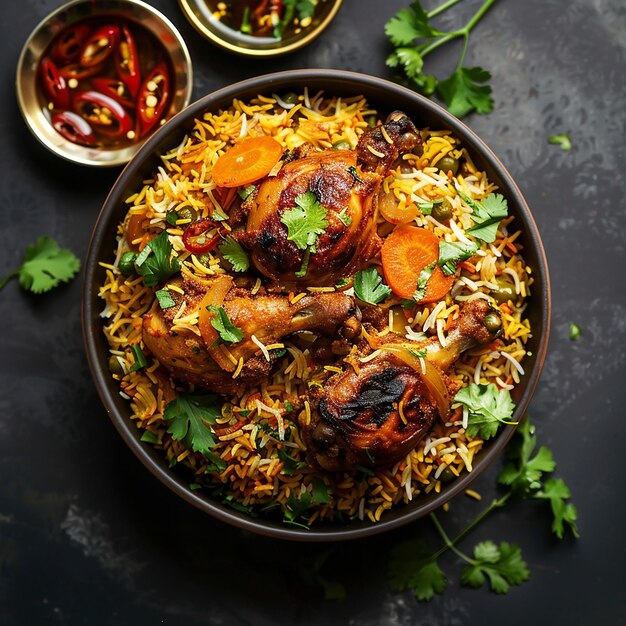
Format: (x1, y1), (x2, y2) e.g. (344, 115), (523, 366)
(239, 112), (421, 286)
(301, 299), (502, 471)
(142, 277), (361, 394)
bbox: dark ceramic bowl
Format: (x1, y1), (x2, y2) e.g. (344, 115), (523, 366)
(82, 69), (550, 541)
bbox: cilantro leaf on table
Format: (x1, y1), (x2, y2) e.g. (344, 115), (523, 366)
(438, 240), (479, 276)
(353, 267), (392, 304)
(569, 322), (581, 340)
(219, 236), (250, 272)
(385, 0), (497, 117)
(0, 236), (80, 294)
(548, 133), (572, 151)
(280, 191), (328, 251)
(388, 540), (446, 601)
(206, 305), (244, 344)
(136, 230), (180, 286)
(455, 382), (516, 440)
(456, 189), (508, 243)
(164, 393), (221, 457)
(436, 66), (493, 119)
(461, 541), (529, 593)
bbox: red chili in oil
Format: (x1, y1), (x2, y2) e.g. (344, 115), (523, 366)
(37, 16), (174, 149)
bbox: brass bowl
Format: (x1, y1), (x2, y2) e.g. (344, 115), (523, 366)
(178, 0), (343, 56)
(16, 0), (193, 167)
(83, 70), (551, 540)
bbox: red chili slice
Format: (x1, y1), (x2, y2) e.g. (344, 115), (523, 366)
(73, 90), (133, 138)
(52, 24), (92, 64)
(51, 110), (95, 146)
(91, 78), (134, 108)
(116, 25), (141, 98)
(59, 62), (102, 81)
(39, 58), (70, 109)
(79, 24), (120, 67)
(182, 219), (221, 254)
(136, 63), (171, 136)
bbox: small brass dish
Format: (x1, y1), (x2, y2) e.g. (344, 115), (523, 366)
(16, 0), (193, 167)
(178, 0), (343, 57)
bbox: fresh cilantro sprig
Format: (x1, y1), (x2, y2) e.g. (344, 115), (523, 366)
(0, 236), (80, 294)
(163, 393), (221, 457)
(280, 191), (329, 279)
(353, 267), (392, 304)
(385, 0), (497, 118)
(387, 417), (578, 602)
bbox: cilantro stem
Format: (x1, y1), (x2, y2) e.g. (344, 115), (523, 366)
(0, 270), (19, 291)
(427, 0), (463, 19)
(419, 0), (499, 59)
(428, 492), (511, 561)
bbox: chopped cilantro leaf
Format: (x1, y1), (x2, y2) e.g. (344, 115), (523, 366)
(155, 288), (176, 309)
(406, 347), (427, 359)
(337, 209), (352, 227)
(278, 447), (306, 476)
(455, 382), (516, 440)
(438, 240), (479, 276)
(140, 431), (159, 444)
(548, 133), (572, 151)
(353, 267), (392, 304)
(0, 236), (81, 294)
(335, 277), (350, 288)
(136, 231), (181, 286)
(129, 344), (148, 372)
(457, 189), (508, 243)
(165, 211), (179, 226)
(219, 236), (250, 272)
(569, 322), (581, 341)
(414, 261), (435, 301)
(417, 199), (443, 215)
(204, 450), (228, 473)
(163, 393), (221, 457)
(238, 184), (256, 200)
(280, 191), (328, 252)
(206, 305), (243, 343)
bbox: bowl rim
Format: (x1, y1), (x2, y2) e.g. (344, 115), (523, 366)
(82, 68), (551, 541)
(15, 0), (194, 167)
(178, 0), (343, 57)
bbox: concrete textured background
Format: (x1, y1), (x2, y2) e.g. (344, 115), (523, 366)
(1, 0), (624, 624)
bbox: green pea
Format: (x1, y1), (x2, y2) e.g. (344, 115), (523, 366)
(119, 251), (137, 276)
(108, 355), (126, 377)
(438, 467), (457, 483)
(281, 92), (299, 105)
(431, 200), (453, 222)
(333, 140), (351, 150)
(484, 311), (503, 334)
(438, 156), (459, 175)
(491, 277), (516, 305)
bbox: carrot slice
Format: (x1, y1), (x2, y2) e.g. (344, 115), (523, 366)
(381, 225), (454, 303)
(211, 136), (283, 188)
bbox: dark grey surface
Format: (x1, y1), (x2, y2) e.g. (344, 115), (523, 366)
(1, 0), (624, 624)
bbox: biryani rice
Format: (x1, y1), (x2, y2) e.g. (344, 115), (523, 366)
(98, 90), (533, 526)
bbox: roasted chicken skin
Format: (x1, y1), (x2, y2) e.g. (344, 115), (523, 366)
(238, 112), (421, 286)
(142, 276), (361, 394)
(301, 299), (502, 471)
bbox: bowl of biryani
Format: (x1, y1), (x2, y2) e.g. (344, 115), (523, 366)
(178, 0), (343, 57)
(82, 69), (550, 540)
(16, 0), (193, 167)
